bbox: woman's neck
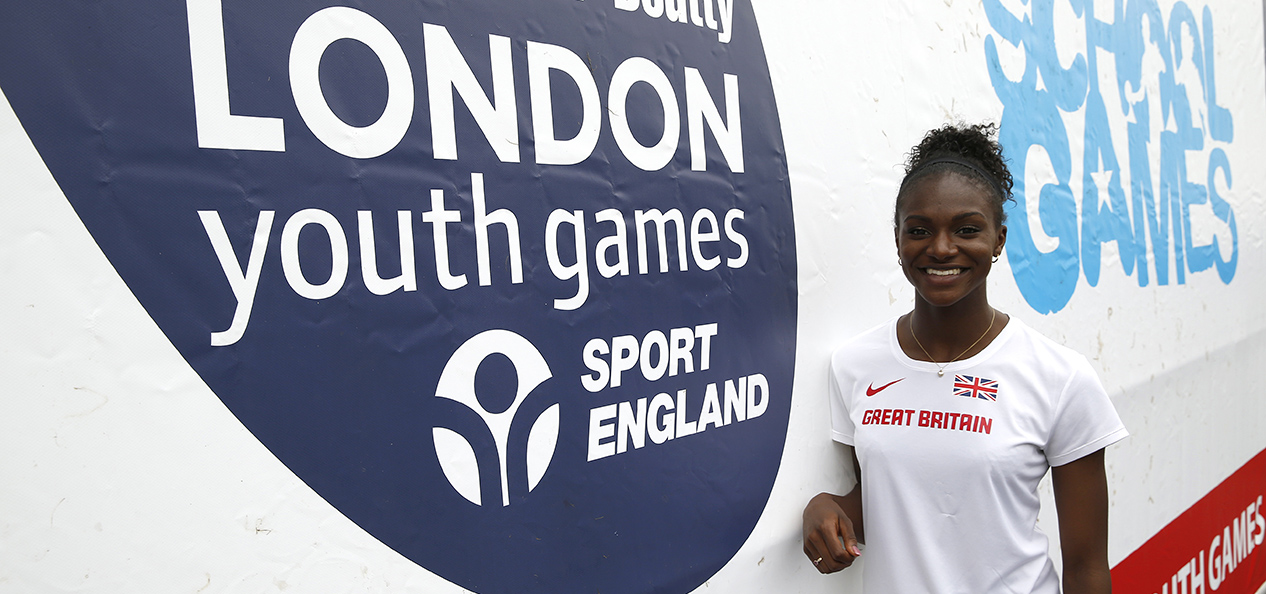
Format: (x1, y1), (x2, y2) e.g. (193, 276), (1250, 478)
(904, 294), (1005, 362)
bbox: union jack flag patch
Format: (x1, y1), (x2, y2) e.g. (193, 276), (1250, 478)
(953, 375), (999, 401)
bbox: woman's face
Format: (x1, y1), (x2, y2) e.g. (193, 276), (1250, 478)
(895, 172), (1007, 309)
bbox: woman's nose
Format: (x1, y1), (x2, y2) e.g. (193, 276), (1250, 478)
(928, 231), (956, 258)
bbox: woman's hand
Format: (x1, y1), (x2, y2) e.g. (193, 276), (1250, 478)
(802, 491), (863, 573)
(802, 448), (864, 574)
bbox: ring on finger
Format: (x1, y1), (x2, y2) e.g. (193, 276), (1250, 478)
(813, 557), (823, 565)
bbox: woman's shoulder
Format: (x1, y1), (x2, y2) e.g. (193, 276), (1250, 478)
(829, 317), (899, 367)
(997, 316), (1096, 375)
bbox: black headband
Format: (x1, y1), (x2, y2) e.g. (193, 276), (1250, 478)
(899, 155), (1005, 200)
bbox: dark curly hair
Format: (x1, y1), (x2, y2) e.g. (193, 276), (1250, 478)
(894, 122), (1015, 227)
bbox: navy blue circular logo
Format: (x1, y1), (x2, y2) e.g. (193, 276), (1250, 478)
(0, 1), (796, 592)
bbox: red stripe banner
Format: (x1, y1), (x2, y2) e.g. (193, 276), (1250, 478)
(1112, 448), (1266, 594)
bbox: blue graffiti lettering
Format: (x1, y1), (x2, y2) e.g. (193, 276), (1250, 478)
(983, 0), (1237, 313)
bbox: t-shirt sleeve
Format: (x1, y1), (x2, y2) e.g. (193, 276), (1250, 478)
(1045, 355), (1128, 466)
(828, 355), (855, 445)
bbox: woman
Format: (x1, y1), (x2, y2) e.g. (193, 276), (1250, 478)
(802, 123), (1127, 593)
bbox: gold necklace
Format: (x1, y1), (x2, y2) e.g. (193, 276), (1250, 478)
(909, 309), (996, 377)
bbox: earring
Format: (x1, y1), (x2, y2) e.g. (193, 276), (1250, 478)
(992, 255), (999, 263)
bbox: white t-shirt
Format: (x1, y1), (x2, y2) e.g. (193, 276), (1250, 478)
(829, 316), (1128, 594)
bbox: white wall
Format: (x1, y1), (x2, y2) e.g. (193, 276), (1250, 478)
(2, 0), (1263, 592)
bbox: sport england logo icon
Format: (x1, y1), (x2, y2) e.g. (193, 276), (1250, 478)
(433, 330), (558, 507)
(0, 1), (797, 593)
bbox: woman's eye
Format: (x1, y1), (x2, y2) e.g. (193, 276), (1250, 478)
(957, 226), (981, 234)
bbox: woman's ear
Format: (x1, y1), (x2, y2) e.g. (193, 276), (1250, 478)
(995, 224), (1007, 257)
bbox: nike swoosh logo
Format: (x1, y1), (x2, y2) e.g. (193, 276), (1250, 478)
(866, 378), (904, 397)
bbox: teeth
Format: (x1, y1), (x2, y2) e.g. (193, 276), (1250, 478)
(926, 268), (962, 276)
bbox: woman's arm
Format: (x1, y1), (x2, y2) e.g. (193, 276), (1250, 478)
(802, 448), (864, 573)
(1052, 448), (1113, 594)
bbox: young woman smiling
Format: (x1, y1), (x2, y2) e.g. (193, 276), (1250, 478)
(802, 123), (1127, 594)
